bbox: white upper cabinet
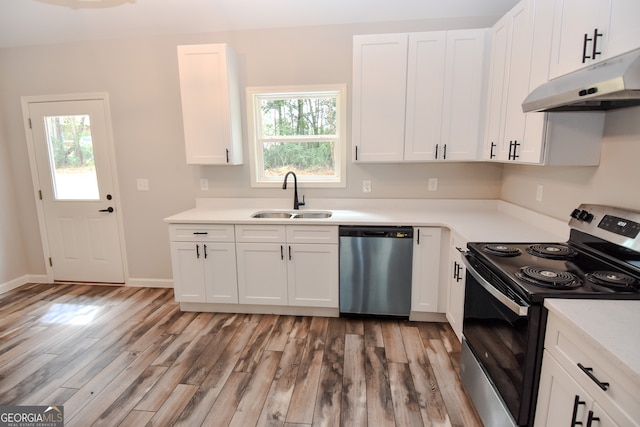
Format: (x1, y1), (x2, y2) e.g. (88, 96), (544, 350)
(549, 0), (640, 80)
(434, 30), (488, 161)
(353, 29), (488, 163)
(485, 1), (535, 162)
(352, 34), (408, 162)
(177, 44), (243, 165)
(404, 32), (447, 161)
(483, 0), (605, 165)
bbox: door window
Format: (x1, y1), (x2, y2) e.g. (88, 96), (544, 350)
(44, 114), (99, 200)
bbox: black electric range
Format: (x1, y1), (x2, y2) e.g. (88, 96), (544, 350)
(460, 204), (640, 427)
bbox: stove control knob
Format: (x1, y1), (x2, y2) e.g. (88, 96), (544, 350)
(571, 209), (581, 219)
(578, 210), (594, 222)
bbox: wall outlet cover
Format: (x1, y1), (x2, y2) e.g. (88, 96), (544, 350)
(136, 178), (149, 191)
(428, 178), (438, 191)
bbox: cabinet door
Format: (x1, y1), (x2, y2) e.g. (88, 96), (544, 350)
(170, 242), (206, 303)
(607, 0), (640, 60)
(446, 247), (465, 341)
(411, 228), (442, 313)
(549, 0), (612, 79)
(202, 242), (238, 304)
(177, 44), (243, 165)
(483, 13), (510, 160)
(236, 243), (288, 305)
(498, 0), (534, 161)
(287, 244), (339, 308)
(404, 32), (446, 161)
(535, 351), (593, 427)
(352, 34), (408, 162)
(440, 29), (487, 161)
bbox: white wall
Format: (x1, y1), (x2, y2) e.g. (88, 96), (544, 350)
(501, 106), (640, 220)
(0, 18), (504, 284)
(0, 99), (29, 286)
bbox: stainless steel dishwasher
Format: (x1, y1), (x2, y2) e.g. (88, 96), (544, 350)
(339, 226), (413, 317)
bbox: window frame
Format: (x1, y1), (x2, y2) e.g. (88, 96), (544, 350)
(246, 84), (347, 188)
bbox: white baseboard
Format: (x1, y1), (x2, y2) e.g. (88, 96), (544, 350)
(0, 274), (47, 294)
(1, 275), (171, 293)
(126, 278), (173, 288)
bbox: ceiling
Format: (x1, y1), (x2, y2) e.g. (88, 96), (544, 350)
(0, 0), (518, 49)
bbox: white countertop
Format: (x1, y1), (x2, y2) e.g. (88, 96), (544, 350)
(164, 198), (569, 243)
(544, 299), (640, 388)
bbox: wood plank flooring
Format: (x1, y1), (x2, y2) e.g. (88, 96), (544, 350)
(0, 283), (482, 426)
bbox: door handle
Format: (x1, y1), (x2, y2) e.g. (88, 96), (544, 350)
(99, 207), (114, 213)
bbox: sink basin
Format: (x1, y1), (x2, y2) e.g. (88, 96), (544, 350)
(250, 211), (294, 219)
(250, 210), (332, 219)
(293, 211), (332, 219)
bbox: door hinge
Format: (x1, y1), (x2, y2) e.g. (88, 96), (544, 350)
(38, 190), (43, 200)
(28, 118), (32, 129)
(48, 257), (53, 267)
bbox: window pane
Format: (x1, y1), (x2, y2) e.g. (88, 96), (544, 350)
(260, 97), (337, 137)
(44, 115), (100, 200)
(262, 141), (336, 177)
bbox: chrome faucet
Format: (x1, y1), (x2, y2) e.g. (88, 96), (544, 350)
(282, 171), (305, 210)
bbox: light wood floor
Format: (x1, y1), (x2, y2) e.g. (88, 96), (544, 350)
(0, 283), (482, 426)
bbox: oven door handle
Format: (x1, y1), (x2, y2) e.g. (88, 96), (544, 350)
(462, 255), (529, 317)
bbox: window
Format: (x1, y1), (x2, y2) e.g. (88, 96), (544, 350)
(246, 85), (347, 187)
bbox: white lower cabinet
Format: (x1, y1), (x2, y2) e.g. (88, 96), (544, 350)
(235, 225), (339, 308)
(169, 224), (238, 303)
(446, 232), (466, 341)
(535, 351), (618, 427)
(411, 227), (443, 313)
(535, 311), (639, 427)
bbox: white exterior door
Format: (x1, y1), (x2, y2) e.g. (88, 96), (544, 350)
(25, 97), (125, 283)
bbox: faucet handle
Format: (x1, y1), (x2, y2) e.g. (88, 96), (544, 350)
(299, 195), (306, 207)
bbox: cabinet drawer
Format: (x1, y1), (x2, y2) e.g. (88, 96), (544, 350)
(286, 226), (338, 244)
(169, 224), (235, 242)
(545, 312), (640, 424)
(235, 225), (287, 243)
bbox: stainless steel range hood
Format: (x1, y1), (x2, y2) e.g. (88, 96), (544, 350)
(522, 48), (640, 112)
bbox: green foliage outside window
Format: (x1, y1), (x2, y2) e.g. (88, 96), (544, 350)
(46, 115), (95, 169)
(260, 97), (337, 176)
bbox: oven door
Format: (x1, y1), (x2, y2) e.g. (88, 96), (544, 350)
(461, 254), (543, 427)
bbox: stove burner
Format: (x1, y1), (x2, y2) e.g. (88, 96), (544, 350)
(586, 271), (640, 291)
(515, 266), (581, 289)
(482, 244), (522, 257)
(527, 244), (577, 260)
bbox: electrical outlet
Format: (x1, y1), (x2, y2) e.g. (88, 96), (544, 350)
(200, 178), (209, 191)
(136, 178), (149, 191)
(428, 178), (438, 191)
(536, 184), (544, 202)
(362, 180), (371, 193)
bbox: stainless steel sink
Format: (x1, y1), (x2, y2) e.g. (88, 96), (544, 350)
(250, 210), (332, 219)
(250, 211), (294, 219)
(292, 211), (332, 219)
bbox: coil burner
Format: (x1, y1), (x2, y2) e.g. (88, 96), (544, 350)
(527, 244), (577, 260)
(586, 271), (639, 291)
(482, 244), (522, 257)
(515, 266), (581, 289)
